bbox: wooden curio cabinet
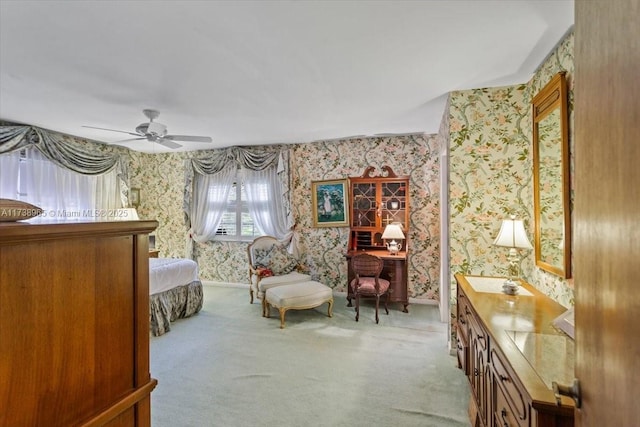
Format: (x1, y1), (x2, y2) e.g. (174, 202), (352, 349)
(346, 166), (410, 312)
(348, 166), (410, 250)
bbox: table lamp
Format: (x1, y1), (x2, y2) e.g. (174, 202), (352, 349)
(382, 223), (405, 255)
(493, 215), (533, 294)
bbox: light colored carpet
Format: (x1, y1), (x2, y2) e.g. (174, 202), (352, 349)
(150, 284), (470, 427)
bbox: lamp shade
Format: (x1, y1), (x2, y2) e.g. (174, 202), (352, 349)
(493, 216), (532, 249)
(382, 223), (405, 240)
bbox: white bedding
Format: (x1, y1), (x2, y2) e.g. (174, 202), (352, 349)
(150, 258), (199, 295)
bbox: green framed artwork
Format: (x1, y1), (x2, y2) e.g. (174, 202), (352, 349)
(311, 179), (349, 227)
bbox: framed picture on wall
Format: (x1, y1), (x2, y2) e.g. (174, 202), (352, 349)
(311, 179), (349, 227)
(130, 188), (140, 207)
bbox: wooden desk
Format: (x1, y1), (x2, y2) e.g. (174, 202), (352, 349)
(346, 249), (408, 312)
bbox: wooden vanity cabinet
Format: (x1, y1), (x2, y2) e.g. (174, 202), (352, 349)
(455, 274), (575, 427)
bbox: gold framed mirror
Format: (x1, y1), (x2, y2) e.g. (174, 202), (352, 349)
(532, 72), (571, 278)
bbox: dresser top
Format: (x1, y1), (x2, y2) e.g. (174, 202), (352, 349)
(0, 220), (158, 244)
(456, 273), (575, 409)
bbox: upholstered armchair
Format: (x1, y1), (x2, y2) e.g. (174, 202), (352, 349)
(349, 253), (391, 324)
(247, 236), (311, 315)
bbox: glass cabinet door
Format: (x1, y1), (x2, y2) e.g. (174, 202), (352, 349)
(381, 181), (407, 230)
(351, 182), (377, 228)
(347, 167), (409, 251)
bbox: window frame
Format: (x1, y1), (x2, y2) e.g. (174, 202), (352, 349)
(213, 180), (263, 242)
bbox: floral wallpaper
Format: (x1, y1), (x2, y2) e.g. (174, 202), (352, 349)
(447, 30), (575, 308)
(129, 151), (192, 259)
(291, 135), (441, 299)
(127, 134), (442, 302)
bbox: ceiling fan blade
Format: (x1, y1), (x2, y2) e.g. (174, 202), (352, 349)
(156, 138), (182, 149)
(115, 137), (147, 143)
(163, 135), (212, 143)
(82, 125), (142, 137)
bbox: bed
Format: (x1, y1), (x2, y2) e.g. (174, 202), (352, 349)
(149, 258), (203, 336)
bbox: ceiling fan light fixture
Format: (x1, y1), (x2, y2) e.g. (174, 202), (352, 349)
(135, 121), (167, 137)
(146, 121), (167, 136)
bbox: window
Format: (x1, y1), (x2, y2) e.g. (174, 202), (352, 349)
(191, 162), (288, 243)
(214, 181), (264, 241)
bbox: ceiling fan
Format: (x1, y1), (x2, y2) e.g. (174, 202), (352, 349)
(83, 109), (212, 149)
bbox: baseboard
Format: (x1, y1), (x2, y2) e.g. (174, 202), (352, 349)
(410, 297), (439, 306)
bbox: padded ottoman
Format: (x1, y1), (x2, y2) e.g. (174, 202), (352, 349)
(265, 281), (333, 328)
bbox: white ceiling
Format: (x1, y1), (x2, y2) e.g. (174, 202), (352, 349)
(0, 1), (574, 153)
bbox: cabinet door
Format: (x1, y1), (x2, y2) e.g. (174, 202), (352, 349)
(380, 180), (408, 230)
(348, 167), (410, 251)
(468, 313), (489, 426)
(351, 182), (378, 228)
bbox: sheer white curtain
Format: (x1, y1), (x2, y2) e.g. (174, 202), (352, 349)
(0, 148), (120, 221)
(0, 150), (20, 198)
(243, 165), (290, 239)
(190, 165), (236, 243)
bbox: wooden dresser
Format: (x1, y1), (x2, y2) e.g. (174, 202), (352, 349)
(455, 274), (575, 427)
(0, 220), (158, 427)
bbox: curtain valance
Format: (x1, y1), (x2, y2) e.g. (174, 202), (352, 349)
(0, 125), (124, 176)
(189, 146), (280, 175)
(0, 125), (129, 206)
(183, 146), (285, 218)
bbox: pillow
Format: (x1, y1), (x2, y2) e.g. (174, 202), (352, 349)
(265, 244), (299, 275)
(253, 247), (274, 268)
(0, 199), (43, 222)
(255, 267), (273, 278)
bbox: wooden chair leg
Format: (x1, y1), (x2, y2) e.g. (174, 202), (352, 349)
(384, 291), (390, 315)
(375, 295), (380, 324)
(249, 288), (254, 304)
(355, 294), (360, 322)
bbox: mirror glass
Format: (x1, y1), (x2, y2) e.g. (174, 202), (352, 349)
(533, 72), (571, 278)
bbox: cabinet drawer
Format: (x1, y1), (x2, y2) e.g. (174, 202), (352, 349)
(491, 348), (528, 424)
(468, 310), (488, 353)
(456, 325), (469, 375)
(494, 381), (527, 427)
(456, 289), (471, 342)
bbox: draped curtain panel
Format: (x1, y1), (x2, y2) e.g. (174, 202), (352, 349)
(243, 166), (290, 239)
(189, 165), (236, 245)
(0, 125), (130, 206)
